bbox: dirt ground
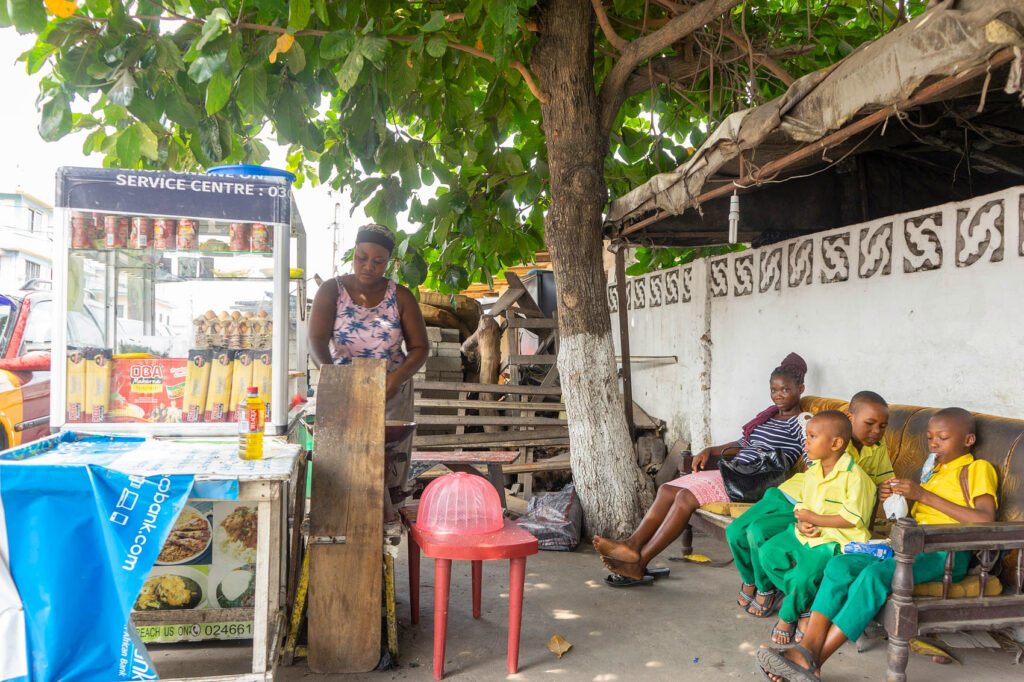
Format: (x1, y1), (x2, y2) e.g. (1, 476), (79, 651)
(150, 531), (1023, 681)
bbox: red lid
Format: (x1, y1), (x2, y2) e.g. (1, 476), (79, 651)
(247, 386), (258, 395)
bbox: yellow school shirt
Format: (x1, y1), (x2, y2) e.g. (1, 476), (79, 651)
(912, 454), (999, 526)
(778, 440), (893, 502)
(793, 452), (876, 548)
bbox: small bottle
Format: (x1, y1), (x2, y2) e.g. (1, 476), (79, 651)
(238, 386), (265, 460)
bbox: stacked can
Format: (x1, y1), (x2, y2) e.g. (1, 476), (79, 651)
(71, 212), (92, 248)
(177, 219), (198, 250)
(130, 217), (152, 249)
(250, 223), (270, 252)
(229, 222), (249, 252)
(153, 218), (176, 249)
(105, 215), (130, 248)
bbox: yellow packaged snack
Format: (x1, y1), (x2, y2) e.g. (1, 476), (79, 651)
(228, 351), (254, 422)
(250, 350), (273, 421)
(205, 350), (235, 422)
(66, 347), (87, 422)
(84, 348), (112, 422)
(183, 350), (212, 422)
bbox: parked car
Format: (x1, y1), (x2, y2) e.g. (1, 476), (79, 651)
(0, 283), (105, 449)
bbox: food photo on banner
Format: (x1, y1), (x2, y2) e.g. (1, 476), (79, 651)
(0, 458), (195, 681)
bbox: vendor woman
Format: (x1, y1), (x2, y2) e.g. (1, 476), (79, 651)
(309, 224), (429, 515)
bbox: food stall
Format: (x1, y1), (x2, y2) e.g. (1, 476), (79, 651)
(25, 166), (307, 680)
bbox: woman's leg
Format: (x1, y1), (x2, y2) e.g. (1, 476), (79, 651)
(593, 483), (683, 562)
(601, 487), (700, 579)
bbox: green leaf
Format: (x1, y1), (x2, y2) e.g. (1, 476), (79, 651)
(236, 69), (267, 118)
(38, 92), (72, 141)
(443, 264), (468, 291)
(313, 0), (327, 23)
(116, 124), (142, 166)
(136, 122), (159, 161)
(58, 43), (101, 85)
(22, 41), (58, 74)
(107, 70), (137, 107)
(188, 50), (227, 83)
(285, 39), (306, 74)
(320, 31), (355, 59)
(7, 0), (46, 34)
(192, 7), (231, 55)
(421, 11), (445, 32)
(335, 48), (364, 92)
(425, 35), (447, 58)
(400, 252), (428, 287)
(164, 84), (200, 128)
(155, 36), (186, 72)
(359, 35), (387, 63)
(197, 116), (223, 161)
(288, 0), (310, 32)
(205, 69), (232, 114)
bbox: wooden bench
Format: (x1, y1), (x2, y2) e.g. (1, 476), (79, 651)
(680, 395), (1024, 680)
(410, 450), (519, 508)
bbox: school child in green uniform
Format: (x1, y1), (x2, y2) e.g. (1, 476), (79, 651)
(757, 407), (999, 682)
(756, 411), (876, 645)
(730, 392), (893, 616)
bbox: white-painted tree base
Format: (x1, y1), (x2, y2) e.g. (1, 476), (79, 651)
(559, 331), (654, 538)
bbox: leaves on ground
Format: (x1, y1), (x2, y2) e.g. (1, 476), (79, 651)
(548, 634), (571, 659)
(910, 638), (960, 664)
(683, 554), (711, 563)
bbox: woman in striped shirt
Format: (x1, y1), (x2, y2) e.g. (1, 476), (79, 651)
(594, 353), (807, 586)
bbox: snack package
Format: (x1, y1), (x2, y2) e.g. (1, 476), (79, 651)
(110, 357), (187, 422)
(84, 348), (113, 422)
(205, 349), (235, 422)
(251, 350), (273, 421)
(843, 541), (894, 560)
(183, 349), (212, 422)
(66, 347), (87, 421)
(228, 351), (254, 422)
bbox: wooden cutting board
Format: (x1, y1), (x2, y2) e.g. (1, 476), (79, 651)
(308, 359), (385, 672)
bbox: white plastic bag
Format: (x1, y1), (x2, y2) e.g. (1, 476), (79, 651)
(883, 493), (909, 520)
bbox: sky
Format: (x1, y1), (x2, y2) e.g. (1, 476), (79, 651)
(0, 31), (357, 283)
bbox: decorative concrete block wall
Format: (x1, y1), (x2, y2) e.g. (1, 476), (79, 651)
(609, 186), (1023, 448)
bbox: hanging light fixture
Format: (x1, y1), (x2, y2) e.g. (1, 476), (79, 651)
(728, 190), (740, 244)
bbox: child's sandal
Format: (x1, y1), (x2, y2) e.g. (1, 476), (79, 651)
(795, 612), (812, 642)
(746, 589), (780, 618)
(737, 582), (756, 608)
(771, 620), (796, 645)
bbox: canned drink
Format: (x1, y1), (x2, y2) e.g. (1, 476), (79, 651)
(71, 211), (92, 248)
(153, 218), (176, 249)
(229, 222), (249, 252)
(250, 223), (269, 252)
(177, 219), (198, 250)
(130, 217), (152, 249)
(91, 213), (104, 244)
(105, 215), (128, 248)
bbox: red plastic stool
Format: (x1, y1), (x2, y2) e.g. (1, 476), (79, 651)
(408, 520), (539, 679)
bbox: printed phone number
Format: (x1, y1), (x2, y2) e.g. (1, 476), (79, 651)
(138, 621), (253, 641)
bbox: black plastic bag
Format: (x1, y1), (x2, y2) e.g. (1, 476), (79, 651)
(718, 450), (791, 503)
(516, 483), (583, 551)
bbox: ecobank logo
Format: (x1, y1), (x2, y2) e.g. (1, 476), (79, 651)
(114, 475), (174, 571)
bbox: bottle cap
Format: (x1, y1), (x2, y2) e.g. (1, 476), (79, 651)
(247, 386), (258, 395)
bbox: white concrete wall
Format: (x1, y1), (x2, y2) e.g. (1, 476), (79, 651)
(610, 186), (1024, 449)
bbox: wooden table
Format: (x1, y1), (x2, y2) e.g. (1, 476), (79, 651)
(410, 450), (519, 507)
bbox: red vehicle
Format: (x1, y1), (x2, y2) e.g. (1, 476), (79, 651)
(0, 281), (105, 449)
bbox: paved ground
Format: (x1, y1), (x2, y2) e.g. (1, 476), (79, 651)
(150, 531), (1023, 681)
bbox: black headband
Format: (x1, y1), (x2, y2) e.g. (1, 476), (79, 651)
(355, 227), (395, 253)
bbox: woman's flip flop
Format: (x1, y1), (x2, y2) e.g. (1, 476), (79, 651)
(756, 644), (820, 682)
(603, 573), (654, 587)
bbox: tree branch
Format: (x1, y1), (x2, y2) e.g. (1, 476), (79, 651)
(716, 21), (795, 86)
(74, 13), (547, 102)
(598, 0), (743, 138)
(590, 0), (628, 52)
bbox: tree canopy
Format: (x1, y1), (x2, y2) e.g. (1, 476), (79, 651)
(6, 0), (926, 286)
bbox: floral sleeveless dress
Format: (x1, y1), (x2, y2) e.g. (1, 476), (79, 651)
(330, 277), (413, 492)
(330, 277), (406, 371)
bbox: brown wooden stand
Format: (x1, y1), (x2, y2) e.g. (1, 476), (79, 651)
(308, 359), (386, 673)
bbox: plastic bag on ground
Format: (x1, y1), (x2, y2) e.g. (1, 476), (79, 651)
(515, 483), (583, 551)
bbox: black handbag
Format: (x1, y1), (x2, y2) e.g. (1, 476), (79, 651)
(718, 448), (792, 503)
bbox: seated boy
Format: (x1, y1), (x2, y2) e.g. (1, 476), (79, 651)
(756, 411), (876, 645)
(758, 407), (999, 682)
(729, 392), (892, 617)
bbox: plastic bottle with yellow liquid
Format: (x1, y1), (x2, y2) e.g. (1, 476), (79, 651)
(238, 386), (265, 460)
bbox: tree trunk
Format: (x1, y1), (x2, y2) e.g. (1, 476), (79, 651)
(532, 0), (654, 538)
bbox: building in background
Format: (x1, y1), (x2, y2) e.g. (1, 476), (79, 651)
(0, 192), (54, 291)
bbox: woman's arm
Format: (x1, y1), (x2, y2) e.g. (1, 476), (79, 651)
(891, 478), (997, 524)
(692, 441), (742, 471)
(386, 285), (429, 399)
(308, 279), (340, 368)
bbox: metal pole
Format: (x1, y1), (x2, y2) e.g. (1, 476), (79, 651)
(613, 246), (635, 439)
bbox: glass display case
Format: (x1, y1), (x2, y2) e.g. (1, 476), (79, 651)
(51, 167), (307, 435)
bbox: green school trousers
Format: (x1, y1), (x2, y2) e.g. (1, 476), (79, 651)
(810, 550), (970, 641)
(725, 487), (795, 590)
(759, 527), (840, 624)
